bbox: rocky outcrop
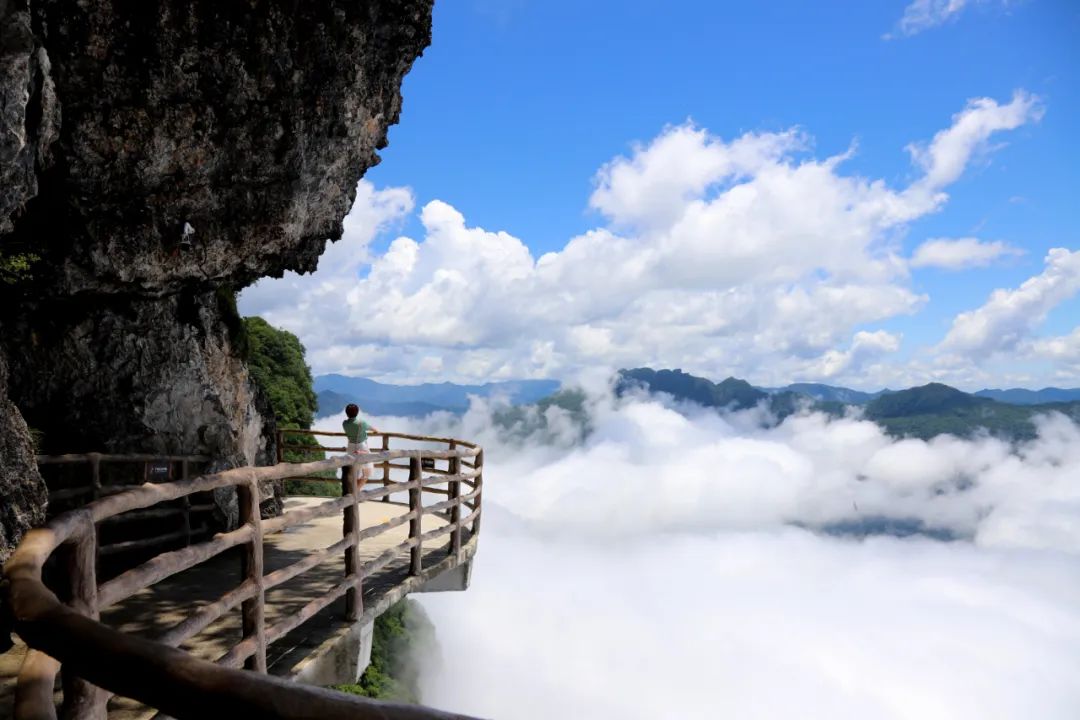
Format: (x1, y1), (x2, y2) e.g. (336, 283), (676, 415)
(0, 353), (47, 563)
(0, 0), (59, 237)
(0, 0), (433, 536)
(6, 0), (433, 294)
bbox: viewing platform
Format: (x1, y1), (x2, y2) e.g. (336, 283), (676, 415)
(1, 431), (485, 720)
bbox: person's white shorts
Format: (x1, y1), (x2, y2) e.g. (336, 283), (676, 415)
(346, 442), (373, 476)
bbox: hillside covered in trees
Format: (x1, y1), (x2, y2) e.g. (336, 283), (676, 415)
(618, 368), (1080, 441)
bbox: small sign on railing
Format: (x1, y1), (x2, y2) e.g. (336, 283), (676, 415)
(421, 457), (435, 471)
(145, 460), (172, 483)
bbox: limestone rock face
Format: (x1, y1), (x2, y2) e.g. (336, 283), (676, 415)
(0, 353), (47, 564)
(0, 0), (60, 237)
(8, 0), (434, 294)
(0, 0), (432, 527)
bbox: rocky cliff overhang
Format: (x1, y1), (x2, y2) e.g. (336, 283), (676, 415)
(0, 0), (434, 556)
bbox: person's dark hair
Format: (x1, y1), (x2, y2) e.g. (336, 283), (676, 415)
(345, 403), (359, 418)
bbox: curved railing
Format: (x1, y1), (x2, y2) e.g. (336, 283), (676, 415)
(3, 432), (484, 720)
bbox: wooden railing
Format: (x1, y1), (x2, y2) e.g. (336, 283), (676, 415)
(3, 433), (484, 720)
(36, 454), (213, 559)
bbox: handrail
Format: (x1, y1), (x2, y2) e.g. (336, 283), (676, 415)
(5, 432), (485, 720)
(35, 453), (216, 557)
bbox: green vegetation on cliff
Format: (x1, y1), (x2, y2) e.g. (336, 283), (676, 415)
(244, 316), (318, 428)
(242, 321), (439, 702)
(333, 599), (437, 703)
(243, 316), (333, 493)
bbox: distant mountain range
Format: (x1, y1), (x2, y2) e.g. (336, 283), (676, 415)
(618, 368), (1080, 440)
(315, 369), (1080, 440)
(973, 387), (1080, 404)
(314, 374), (561, 418)
(759, 382), (886, 404)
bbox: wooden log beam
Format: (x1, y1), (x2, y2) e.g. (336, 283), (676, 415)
(237, 478), (266, 673)
(156, 579), (259, 648)
(180, 460), (192, 548)
(342, 464), (361, 622)
(426, 487), (481, 516)
(360, 538), (419, 576)
(11, 435), (485, 720)
(98, 525), (209, 557)
(357, 481), (411, 503)
(447, 444), (461, 560)
(355, 511), (413, 543)
(409, 457), (422, 576)
(11, 605), (480, 719)
(472, 450), (484, 536)
(265, 578), (352, 646)
(59, 523), (106, 720)
(381, 433), (391, 503)
(261, 537), (353, 591)
(261, 495), (352, 536)
(96, 524), (253, 609)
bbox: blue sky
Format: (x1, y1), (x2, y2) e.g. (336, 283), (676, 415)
(242, 0), (1080, 389)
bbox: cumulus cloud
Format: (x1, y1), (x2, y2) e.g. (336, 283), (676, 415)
(318, 390), (1080, 719)
(939, 248), (1080, 357)
(910, 237), (1023, 269)
(904, 91), (1042, 195)
(807, 330), (902, 378)
(887, 0), (1010, 38)
(239, 181), (414, 321)
(240, 92), (1048, 387)
(1031, 326), (1080, 373)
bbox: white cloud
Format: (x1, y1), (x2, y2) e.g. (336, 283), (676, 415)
(238, 92), (1050, 387)
(318, 391), (1080, 719)
(904, 91), (1042, 194)
(911, 237), (1023, 269)
(240, 181), (414, 319)
(939, 248), (1080, 357)
(1031, 327), (1080, 372)
(888, 0), (1010, 38)
(809, 330), (903, 378)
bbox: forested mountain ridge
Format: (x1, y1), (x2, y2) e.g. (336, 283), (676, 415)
(314, 374), (560, 417)
(618, 369), (1080, 441)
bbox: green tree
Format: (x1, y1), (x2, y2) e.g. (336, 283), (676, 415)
(244, 316), (333, 492)
(243, 316), (318, 428)
(334, 600), (436, 702)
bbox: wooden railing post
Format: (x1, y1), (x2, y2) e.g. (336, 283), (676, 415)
(409, 455), (422, 576)
(60, 515), (106, 720)
(342, 463), (361, 621)
(88, 452), (102, 502)
(180, 459), (192, 548)
(448, 442), (461, 559)
(237, 477), (266, 673)
(380, 433), (391, 503)
(472, 449), (484, 536)
(275, 429), (284, 465)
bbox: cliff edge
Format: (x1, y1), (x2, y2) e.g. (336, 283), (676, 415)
(0, 0), (433, 558)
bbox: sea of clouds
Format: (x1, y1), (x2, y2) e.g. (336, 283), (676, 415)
(317, 388), (1080, 719)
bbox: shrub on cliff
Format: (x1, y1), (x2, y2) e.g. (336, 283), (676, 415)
(243, 316), (318, 428)
(334, 599), (438, 702)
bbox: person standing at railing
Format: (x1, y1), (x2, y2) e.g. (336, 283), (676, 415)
(342, 403), (378, 482)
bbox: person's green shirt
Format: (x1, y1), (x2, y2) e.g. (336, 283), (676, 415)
(342, 417), (371, 444)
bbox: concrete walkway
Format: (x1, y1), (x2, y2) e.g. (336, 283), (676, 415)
(1, 495), (473, 718)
